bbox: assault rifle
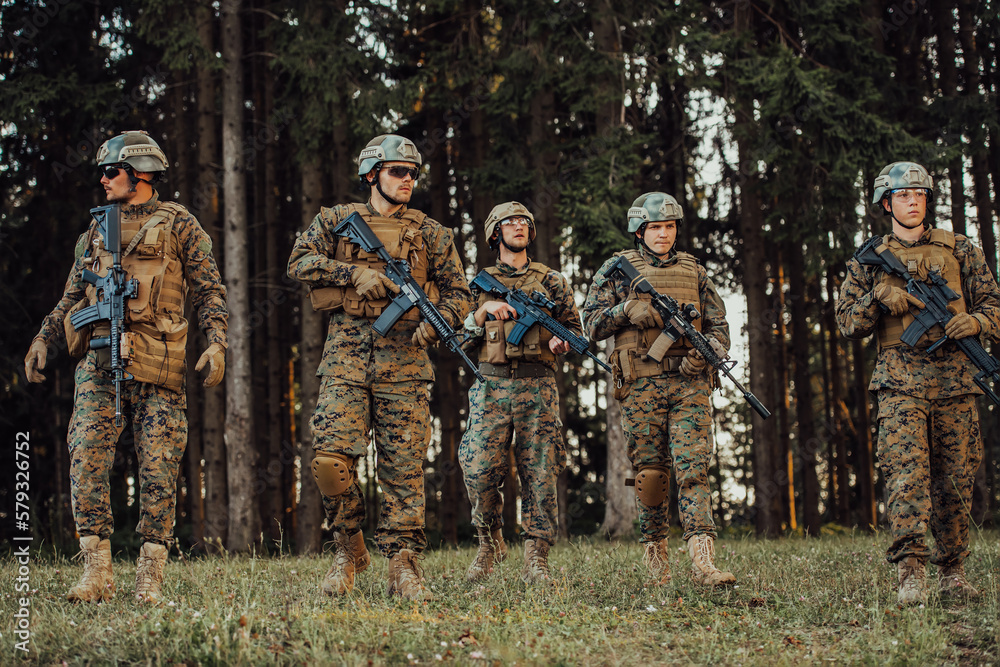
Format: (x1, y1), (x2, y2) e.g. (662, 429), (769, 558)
(855, 236), (1000, 405)
(604, 256), (772, 419)
(333, 212), (485, 383)
(470, 270), (613, 373)
(70, 204), (138, 425)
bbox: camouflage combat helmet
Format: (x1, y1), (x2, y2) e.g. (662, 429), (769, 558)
(357, 134), (423, 177)
(627, 192), (684, 234)
(96, 131), (168, 173)
(872, 162), (933, 205)
(485, 201), (535, 249)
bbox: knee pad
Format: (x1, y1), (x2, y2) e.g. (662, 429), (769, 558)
(634, 466), (670, 507)
(312, 452), (356, 497)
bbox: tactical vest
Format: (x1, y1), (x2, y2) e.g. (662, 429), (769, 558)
(611, 249), (703, 383)
(876, 229), (967, 350)
(477, 262), (556, 364)
(84, 201), (189, 392)
(309, 204), (437, 330)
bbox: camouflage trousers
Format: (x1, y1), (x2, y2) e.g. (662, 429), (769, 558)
(620, 373), (716, 542)
(876, 390), (983, 566)
(459, 375), (565, 543)
(68, 353), (187, 544)
(311, 377), (431, 556)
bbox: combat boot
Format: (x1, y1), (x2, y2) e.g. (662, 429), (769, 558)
(387, 549), (433, 601)
(687, 535), (736, 587)
(321, 531), (371, 596)
(520, 538), (551, 585)
(466, 528), (508, 582)
(66, 535), (115, 603)
(135, 542), (168, 604)
(939, 562), (979, 599)
(897, 556), (928, 605)
(643, 538), (671, 585)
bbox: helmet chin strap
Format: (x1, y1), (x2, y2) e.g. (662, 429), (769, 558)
(124, 166), (155, 193)
(371, 165), (404, 207)
(888, 198), (924, 230)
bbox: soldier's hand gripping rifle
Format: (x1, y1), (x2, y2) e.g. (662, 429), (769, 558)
(855, 236), (1000, 405)
(604, 256), (772, 419)
(470, 270), (612, 373)
(333, 212), (485, 383)
(69, 204), (139, 425)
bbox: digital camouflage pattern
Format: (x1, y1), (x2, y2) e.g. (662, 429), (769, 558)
(459, 260), (579, 542)
(34, 194), (228, 349)
(69, 353), (188, 543)
(287, 202), (472, 382)
(876, 391), (982, 565)
(620, 375), (717, 541)
(311, 378), (431, 555)
(836, 228), (1000, 565)
(33, 194), (227, 546)
(583, 246), (728, 543)
(836, 230), (1000, 398)
(288, 201), (472, 556)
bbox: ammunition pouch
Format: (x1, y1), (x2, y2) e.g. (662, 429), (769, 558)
(64, 298), (93, 358)
(308, 286), (346, 312)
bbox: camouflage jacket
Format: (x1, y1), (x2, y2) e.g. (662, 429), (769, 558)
(33, 192), (228, 349)
(836, 228), (1000, 398)
(582, 246), (730, 350)
(287, 201), (473, 382)
(463, 257), (584, 371)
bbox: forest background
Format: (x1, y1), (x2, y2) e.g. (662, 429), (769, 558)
(1, 0), (998, 555)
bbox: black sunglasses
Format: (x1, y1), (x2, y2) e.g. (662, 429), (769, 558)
(101, 164), (128, 180)
(384, 165), (419, 180)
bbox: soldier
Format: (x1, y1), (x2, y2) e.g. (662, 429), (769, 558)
(459, 202), (580, 585)
(836, 162), (1000, 605)
(287, 134), (472, 601)
(582, 192), (735, 588)
(23, 130), (228, 604)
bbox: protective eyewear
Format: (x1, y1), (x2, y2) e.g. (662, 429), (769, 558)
(101, 164), (128, 180)
(891, 189), (928, 202)
(500, 216), (533, 228)
(384, 165), (419, 180)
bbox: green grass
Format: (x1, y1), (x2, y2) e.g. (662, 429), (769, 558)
(2, 531), (998, 665)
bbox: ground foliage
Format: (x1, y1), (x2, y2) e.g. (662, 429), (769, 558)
(2, 532), (998, 665)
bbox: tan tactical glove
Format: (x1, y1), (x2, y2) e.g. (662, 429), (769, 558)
(873, 284), (924, 316)
(411, 321), (439, 349)
(351, 267), (400, 300)
(195, 342), (226, 387)
(623, 300), (664, 329)
(944, 310), (982, 339)
(679, 338), (727, 378)
(24, 338), (48, 383)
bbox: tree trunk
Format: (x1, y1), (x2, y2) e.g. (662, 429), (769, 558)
(825, 276), (850, 525)
(787, 246), (820, 535)
(295, 160), (324, 554)
(932, 0), (965, 237)
(772, 246), (795, 530)
(851, 338), (876, 529)
(221, 0), (259, 551)
(195, 4), (227, 550)
(601, 367), (636, 537)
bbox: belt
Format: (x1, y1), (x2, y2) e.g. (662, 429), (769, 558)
(478, 361), (555, 379)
